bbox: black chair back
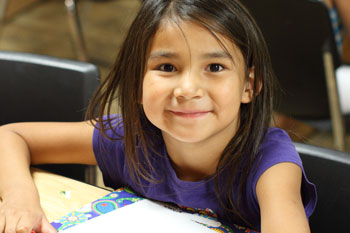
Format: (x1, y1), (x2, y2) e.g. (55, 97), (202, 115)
(242, 0), (341, 119)
(0, 50), (100, 182)
(294, 142), (350, 232)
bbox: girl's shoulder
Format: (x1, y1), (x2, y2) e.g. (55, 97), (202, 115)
(253, 127), (303, 182)
(94, 114), (125, 139)
(92, 114), (125, 160)
(264, 127), (291, 141)
(260, 127), (296, 153)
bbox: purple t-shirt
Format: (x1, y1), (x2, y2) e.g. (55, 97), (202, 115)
(93, 116), (316, 230)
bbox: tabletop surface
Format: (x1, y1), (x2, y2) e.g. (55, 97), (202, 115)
(31, 169), (259, 233)
(32, 169), (110, 222)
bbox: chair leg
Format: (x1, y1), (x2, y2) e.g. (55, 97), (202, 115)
(0, 0), (8, 34)
(65, 0), (88, 61)
(85, 165), (97, 185)
(0, 0), (8, 18)
(323, 51), (346, 151)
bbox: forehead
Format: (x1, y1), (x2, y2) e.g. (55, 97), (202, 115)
(148, 20), (244, 63)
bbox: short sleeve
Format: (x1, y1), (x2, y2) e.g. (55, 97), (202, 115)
(92, 115), (128, 189)
(248, 128), (317, 219)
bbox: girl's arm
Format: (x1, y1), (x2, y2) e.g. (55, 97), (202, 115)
(0, 121), (96, 233)
(256, 162), (310, 233)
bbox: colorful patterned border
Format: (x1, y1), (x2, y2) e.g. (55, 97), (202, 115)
(51, 187), (142, 232)
(51, 187), (259, 233)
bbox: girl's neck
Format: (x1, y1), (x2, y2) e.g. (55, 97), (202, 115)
(162, 132), (232, 182)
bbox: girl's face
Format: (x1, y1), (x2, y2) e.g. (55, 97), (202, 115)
(142, 20), (253, 145)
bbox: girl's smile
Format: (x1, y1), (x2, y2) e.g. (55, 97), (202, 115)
(167, 110), (211, 119)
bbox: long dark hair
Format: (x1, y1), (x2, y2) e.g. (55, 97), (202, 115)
(87, 0), (275, 227)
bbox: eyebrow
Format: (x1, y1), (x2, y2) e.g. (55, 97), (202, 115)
(148, 51), (179, 60)
(201, 51), (233, 60)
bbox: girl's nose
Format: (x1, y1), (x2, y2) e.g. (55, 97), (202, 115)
(173, 72), (204, 99)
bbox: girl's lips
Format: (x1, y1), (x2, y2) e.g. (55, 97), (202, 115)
(169, 110), (211, 118)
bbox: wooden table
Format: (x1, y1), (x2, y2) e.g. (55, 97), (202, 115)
(32, 169), (110, 222)
(32, 170), (256, 233)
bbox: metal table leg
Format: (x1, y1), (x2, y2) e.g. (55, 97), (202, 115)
(65, 0), (88, 61)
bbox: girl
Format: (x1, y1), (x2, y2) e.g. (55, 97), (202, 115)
(0, 0), (316, 233)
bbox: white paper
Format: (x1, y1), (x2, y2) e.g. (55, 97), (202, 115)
(62, 199), (219, 232)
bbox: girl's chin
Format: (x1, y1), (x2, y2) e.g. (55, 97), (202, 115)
(163, 132), (210, 144)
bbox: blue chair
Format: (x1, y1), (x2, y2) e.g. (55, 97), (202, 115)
(294, 142), (350, 232)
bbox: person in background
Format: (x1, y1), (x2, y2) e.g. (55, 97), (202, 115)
(0, 1), (316, 233)
(323, 0), (350, 56)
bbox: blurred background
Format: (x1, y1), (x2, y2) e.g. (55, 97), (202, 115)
(0, 0), (141, 80)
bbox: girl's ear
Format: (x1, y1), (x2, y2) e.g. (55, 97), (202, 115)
(241, 67), (262, 103)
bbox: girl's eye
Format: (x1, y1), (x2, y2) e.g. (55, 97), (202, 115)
(208, 64), (224, 72)
(158, 64), (176, 72)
